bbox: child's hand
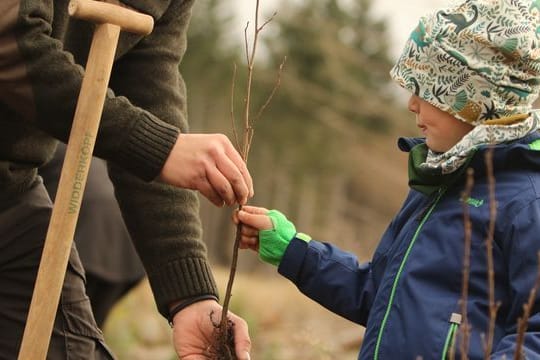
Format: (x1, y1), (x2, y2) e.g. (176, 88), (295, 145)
(234, 205), (272, 251)
(234, 206), (307, 266)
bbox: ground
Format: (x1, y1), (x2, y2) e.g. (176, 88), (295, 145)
(104, 265), (362, 359)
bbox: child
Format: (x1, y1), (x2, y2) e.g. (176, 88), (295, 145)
(235, 0), (540, 358)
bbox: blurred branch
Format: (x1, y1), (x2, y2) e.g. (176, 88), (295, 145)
(458, 168), (474, 360)
(483, 147), (501, 359)
(230, 63), (240, 150)
(252, 57), (287, 126)
(514, 252), (540, 360)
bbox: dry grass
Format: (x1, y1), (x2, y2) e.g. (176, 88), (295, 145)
(103, 265), (362, 359)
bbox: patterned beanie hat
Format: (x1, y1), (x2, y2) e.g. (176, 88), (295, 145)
(390, 0), (540, 126)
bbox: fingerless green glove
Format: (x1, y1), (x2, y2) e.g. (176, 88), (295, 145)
(259, 210), (311, 266)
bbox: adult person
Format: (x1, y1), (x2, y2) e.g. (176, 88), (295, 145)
(40, 142), (146, 328)
(0, 0), (252, 359)
(235, 0), (540, 358)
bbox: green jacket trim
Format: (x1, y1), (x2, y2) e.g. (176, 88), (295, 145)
(373, 187), (446, 360)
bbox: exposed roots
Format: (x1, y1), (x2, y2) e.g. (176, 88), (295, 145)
(206, 310), (237, 360)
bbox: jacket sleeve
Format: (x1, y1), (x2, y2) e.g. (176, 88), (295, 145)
(492, 199), (540, 357)
(106, 0), (219, 317)
(278, 238), (375, 325)
(3, 0), (178, 180)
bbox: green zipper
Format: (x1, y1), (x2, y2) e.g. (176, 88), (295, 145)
(442, 313), (462, 359)
(373, 188), (446, 360)
(441, 323), (459, 359)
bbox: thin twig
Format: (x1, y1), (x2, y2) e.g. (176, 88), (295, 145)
(257, 11), (277, 32)
(243, 57), (286, 164)
(513, 252), (540, 360)
(458, 168), (474, 360)
(220, 0), (282, 339)
(220, 221), (243, 325)
(483, 146), (501, 359)
(230, 63), (240, 151)
(241, 12), (283, 163)
(253, 57), (287, 123)
(220, 3), (260, 331)
(243, 22), (250, 65)
(242, 21), (257, 158)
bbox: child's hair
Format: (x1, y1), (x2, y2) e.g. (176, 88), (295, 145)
(390, 0), (540, 126)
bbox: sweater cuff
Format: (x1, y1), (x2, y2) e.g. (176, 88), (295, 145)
(278, 237), (310, 282)
(118, 113), (180, 181)
(147, 257), (219, 318)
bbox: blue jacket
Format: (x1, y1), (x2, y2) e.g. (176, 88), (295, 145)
(278, 134), (540, 359)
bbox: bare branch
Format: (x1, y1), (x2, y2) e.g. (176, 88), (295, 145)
(483, 146), (501, 359)
(241, 0), (271, 159)
(458, 168), (474, 360)
(253, 56), (287, 123)
(230, 63), (240, 151)
(243, 22), (251, 66)
(220, 221), (243, 325)
(220, 0), (283, 339)
(258, 11), (277, 32)
(514, 252), (540, 360)
(254, 0), (260, 29)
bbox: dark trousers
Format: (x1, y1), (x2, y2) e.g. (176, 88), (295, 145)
(0, 180), (114, 359)
(86, 273), (141, 328)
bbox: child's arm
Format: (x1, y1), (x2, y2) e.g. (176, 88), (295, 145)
(235, 206), (373, 325)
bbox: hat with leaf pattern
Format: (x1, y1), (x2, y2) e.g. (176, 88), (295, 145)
(390, 0), (540, 126)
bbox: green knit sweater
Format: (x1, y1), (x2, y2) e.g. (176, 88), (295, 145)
(0, 0), (218, 317)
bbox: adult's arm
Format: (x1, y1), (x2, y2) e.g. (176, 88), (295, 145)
(1, 0), (251, 205)
(1, 0), (174, 179)
(104, 0), (218, 316)
(1, 0), (251, 316)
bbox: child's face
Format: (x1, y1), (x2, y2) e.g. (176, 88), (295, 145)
(408, 95), (474, 152)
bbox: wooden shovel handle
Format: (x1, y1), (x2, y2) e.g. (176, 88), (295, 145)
(17, 2), (154, 359)
(69, 0), (154, 35)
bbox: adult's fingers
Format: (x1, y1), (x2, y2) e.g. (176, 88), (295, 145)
(214, 154), (249, 205)
(224, 142), (254, 199)
(237, 210), (273, 230)
(206, 164), (236, 205)
(229, 313), (251, 360)
(197, 178), (225, 207)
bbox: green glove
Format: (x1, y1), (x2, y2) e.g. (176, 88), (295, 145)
(259, 210), (311, 266)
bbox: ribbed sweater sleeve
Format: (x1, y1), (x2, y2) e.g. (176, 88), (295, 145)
(106, 0), (220, 316)
(10, 0), (179, 181)
(3, 0), (219, 317)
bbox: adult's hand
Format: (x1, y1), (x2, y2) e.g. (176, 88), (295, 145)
(160, 133), (254, 206)
(172, 299), (251, 360)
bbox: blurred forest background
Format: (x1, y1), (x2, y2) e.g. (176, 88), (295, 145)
(185, 0), (416, 266)
(104, 0), (420, 358)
